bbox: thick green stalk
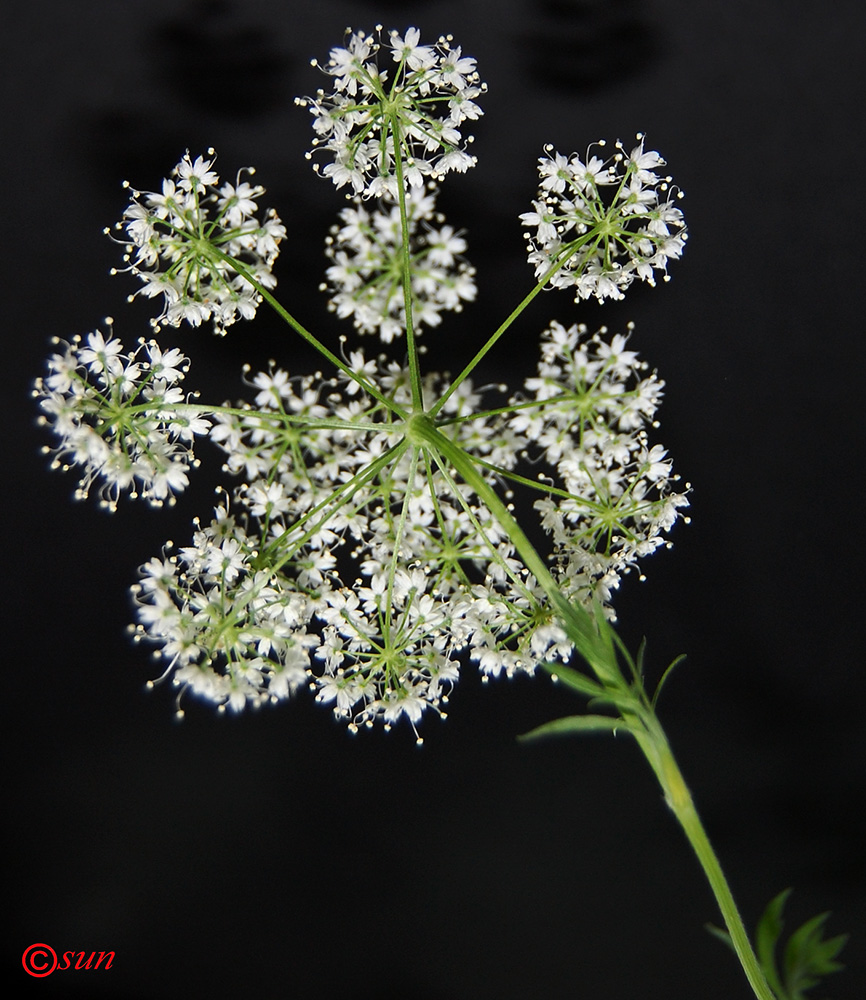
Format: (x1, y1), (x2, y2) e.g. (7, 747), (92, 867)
(411, 415), (620, 684)
(417, 415), (775, 1000)
(631, 721), (777, 1000)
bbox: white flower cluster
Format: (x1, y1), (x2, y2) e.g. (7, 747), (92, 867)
(323, 187), (476, 342)
(38, 27), (692, 741)
(140, 360), (535, 730)
(132, 506), (317, 714)
(298, 27), (484, 198)
(132, 327), (686, 733)
(520, 136), (687, 302)
(508, 321), (690, 613)
(34, 326), (209, 509)
(113, 150), (286, 335)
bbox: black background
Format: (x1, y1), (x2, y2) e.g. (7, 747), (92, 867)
(4, 1), (865, 997)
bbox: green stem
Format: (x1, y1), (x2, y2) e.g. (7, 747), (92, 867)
(125, 399), (395, 435)
(261, 438), (410, 573)
(411, 415), (619, 684)
(428, 267), (551, 419)
(631, 723), (777, 1000)
(209, 249), (407, 419)
(415, 417), (775, 1000)
(389, 112), (424, 411)
(430, 233), (597, 418)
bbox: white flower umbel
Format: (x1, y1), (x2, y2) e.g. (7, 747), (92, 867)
(521, 135), (687, 302)
(38, 31), (842, 1000)
(323, 186), (476, 342)
(297, 27), (484, 198)
(34, 323), (210, 509)
(506, 320), (690, 615)
(111, 150), (286, 335)
(132, 504), (318, 714)
(133, 322), (687, 729)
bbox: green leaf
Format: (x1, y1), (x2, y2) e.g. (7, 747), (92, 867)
(704, 922), (735, 951)
(587, 688), (643, 715)
(518, 714), (630, 743)
(539, 660), (606, 700)
(782, 910), (848, 1000)
(651, 653), (688, 709)
(634, 636), (648, 681)
(712, 889), (849, 1000)
(706, 889), (848, 1000)
(756, 889), (791, 999)
(551, 593), (620, 683)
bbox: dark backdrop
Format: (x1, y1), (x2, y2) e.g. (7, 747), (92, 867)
(4, 1), (865, 998)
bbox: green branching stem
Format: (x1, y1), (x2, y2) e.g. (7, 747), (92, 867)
(430, 234), (598, 419)
(411, 414), (619, 684)
(210, 249), (407, 419)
